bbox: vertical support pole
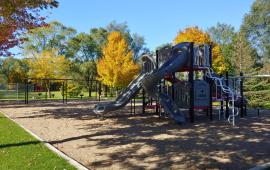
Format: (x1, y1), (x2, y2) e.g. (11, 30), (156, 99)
(219, 74), (224, 118)
(26, 79), (29, 104)
(130, 97), (133, 114)
(142, 89), (145, 114)
(209, 45), (213, 120)
(45, 80), (47, 100)
(65, 80), (68, 103)
(155, 50), (159, 116)
(24, 79), (27, 104)
(62, 81), (65, 103)
(225, 71), (229, 118)
(189, 43), (194, 123)
(89, 80), (92, 97)
(16, 83), (19, 100)
(48, 80), (50, 99)
(172, 73), (175, 101)
(95, 80), (98, 100)
(220, 101), (224, 117)
(133, 97), (136, 114)
(98, 82), (101, 102)
(240, 71), (244, 117)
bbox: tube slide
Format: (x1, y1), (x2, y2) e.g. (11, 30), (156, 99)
(141, 42), (189, 123)
(94, 42), (190, 123)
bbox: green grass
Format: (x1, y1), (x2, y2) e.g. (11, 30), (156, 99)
(0, 90), (104, 100)
(0, 112), (77, 170)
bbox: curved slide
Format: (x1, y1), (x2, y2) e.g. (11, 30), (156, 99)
(94, 42), (190, 123)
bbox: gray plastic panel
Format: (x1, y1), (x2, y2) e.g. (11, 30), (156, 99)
(194, 80), (210, 107)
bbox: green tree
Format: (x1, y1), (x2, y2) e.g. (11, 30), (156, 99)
(23, 21), (76, 55)
(90, 28), (108, 58)
(66, 33), (100, 96)
(208, 23), (236, 45)
(106, 21), (148, 61)
(0, 57), (28, 83)
(241, 0), (270, 59)
(70, 61), (97, 97)
(232, 32), (257, 74)
(207, 23), (237, 74)
(66, 33), (99, 61)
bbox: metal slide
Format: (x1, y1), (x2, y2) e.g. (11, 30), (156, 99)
(94, 42), (190, 123)
(93, 72), (146, 114)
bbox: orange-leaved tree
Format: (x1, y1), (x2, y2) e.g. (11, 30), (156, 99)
(97, 31), (140, 88)
(174, 27), (226, 74)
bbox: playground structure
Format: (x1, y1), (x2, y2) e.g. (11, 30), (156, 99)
(94, 42), (248, 125)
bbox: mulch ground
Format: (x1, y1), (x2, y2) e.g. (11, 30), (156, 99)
(0, 100), (269, 170)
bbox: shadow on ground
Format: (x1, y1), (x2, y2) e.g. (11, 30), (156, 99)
(1, 100), (269, 169)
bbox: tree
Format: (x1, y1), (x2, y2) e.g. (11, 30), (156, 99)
(131, 33), (149, 61)
(97, 31), (140, 88)
(90, 27), (108, 58)
(106, 21), (148, 61)
(207, 23), (236, 45)
(174, 27), (226, 74)
(0, 0), (58, 56)
(241, 0), (270, 59)
(0, 57), (28, 83)
(207, 23), (237, 74)
(23, 21), (76, 55)
(66, 32), (100, 96)
(66, 33), (99, 62)
(79, 61), (97, 97)
(232, 32), (257, 74)
(70, 61), (97, 97)
(27, 50), (70, 97)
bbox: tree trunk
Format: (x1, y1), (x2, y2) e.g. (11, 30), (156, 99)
(45, 81), (51, 98)
(115, 87), (119, 97)
(104, 85), (108, 97)
(109, 87), (113, 97)
(88, 80), (93, 97)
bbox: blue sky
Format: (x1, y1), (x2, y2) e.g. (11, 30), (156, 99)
(46, 0), (254, 50)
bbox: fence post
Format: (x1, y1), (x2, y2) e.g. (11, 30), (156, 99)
(65, 80), (68, 103)
(62, 81), (65, 104)
(16, 83), (19, 100)
(98, 82), (101, 102)
(240, 71), (244, 117)
(24, 79), (27, 104)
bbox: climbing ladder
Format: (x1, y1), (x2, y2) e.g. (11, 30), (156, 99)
(205, 67), (239, 125)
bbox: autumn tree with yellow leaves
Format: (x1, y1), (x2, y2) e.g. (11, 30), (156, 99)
(97, 31), (140, 88)
(174, 27), (226, 74)
(27, 50), (70, 97)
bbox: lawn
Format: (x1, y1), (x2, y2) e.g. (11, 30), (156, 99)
(0, 112), (77, 170)
(0, 90), (103, 100)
